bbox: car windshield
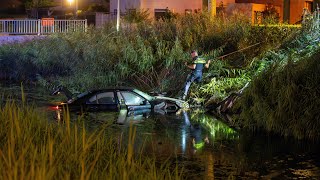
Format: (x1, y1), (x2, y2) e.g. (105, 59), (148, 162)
(133, 89), (154, 101)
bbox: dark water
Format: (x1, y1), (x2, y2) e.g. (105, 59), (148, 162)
(1, 83), (320, 179)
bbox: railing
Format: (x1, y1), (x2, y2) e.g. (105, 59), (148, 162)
(0, 19), (87, 35)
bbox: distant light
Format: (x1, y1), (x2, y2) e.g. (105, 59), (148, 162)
(67, 0), (74, 6)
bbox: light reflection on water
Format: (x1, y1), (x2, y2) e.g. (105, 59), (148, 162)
(1, 83), (320, 179)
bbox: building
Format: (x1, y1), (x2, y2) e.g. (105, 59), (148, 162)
(0, 0), (23, 14)
(234, 0), (319, 24)
(109, 0), (215, 19)
(109, 0), (320, 24)
(59, 0), (109, 11)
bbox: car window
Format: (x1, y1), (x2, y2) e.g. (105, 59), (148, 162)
(88, 92), (115, 104)
(97, 92), (115, 104)
(133, 89), (154, 101)
(120, 91), (146, 105)
(88, 95), (97, 104)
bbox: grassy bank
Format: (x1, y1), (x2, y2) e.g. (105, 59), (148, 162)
(0, 100), (182, 179)
(0, 12), (295, 96)
(232, 11), (320, 140)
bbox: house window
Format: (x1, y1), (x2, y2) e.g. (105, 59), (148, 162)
(154, 9), (167, 20)
(185, 9), (192, 15)
(304, 1), (313, 12)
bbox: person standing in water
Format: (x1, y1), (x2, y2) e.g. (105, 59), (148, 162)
(182, 50), (211, 100)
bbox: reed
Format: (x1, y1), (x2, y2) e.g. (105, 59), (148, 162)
(233, 9), (320, 140)
(0, 100), (183, 179)
(0, 12), (294, 95)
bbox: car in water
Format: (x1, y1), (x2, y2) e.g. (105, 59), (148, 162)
(50, 86), (189, 114)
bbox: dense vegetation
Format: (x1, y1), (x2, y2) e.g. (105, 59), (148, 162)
(233, 11), (320, 140)
(1, 9), (320, 180)
(0, 12), (295, 97)
(1, 10), (319, 140)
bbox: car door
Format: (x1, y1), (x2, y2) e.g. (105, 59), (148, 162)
(86, 91), (118, 111)
(117, 90), (151, 111)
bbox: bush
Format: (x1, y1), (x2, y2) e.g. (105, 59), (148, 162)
(0, 12), (293, 96)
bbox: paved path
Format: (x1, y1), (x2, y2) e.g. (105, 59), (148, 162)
(0, 35), (45, 46)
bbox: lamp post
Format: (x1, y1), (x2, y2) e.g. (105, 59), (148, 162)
(116, 0), (120, 31)
(67, 0), (78, 18)
(67, 0), (73, 6)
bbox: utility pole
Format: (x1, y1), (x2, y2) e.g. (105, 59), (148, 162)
(76, 0), (79, 19)
(75, 0), (78, 18)
(116, 0), (120, 31)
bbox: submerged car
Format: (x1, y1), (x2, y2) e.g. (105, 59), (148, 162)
(51, 86), (189, 113)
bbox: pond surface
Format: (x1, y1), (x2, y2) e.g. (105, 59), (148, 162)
(1, 83), (320, 179)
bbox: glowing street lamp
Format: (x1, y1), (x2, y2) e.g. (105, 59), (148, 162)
(67, 0), (78, 17)
(67, 0), (73, 6)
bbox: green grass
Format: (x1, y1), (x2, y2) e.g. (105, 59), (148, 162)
(231, 10), (320, 140)
(235, 50), (320, 140)
(3, 10), (317, 140)
(0, 12), (296, 96)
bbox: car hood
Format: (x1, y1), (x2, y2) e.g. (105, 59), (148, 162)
(154, 96), (189, 109)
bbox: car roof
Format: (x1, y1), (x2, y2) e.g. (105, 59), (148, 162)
(87, 87), (155, 101)
(74, 87), (136, 99)
(79, 87), (139, 96)
(89, 87), (135, 93)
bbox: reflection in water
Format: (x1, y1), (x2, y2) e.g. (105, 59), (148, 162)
(108, 109), (320, 179)
(117, 109), (151, 124)
(32, 107), (320, 178)
(181, 109), (238, 154)
(1, 83), (320, 179)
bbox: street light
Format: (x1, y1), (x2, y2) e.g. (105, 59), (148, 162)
(67, 0), (78, 17)
(67, 0), (73, 6)
(116, 0), (120, 31)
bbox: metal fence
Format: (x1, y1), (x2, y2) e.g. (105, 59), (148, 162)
(0, 19), (87, 35)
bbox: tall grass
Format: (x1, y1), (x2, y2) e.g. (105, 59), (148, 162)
(0, 12), (295, 95)
(233, 10), (320, 140)
(0, 100), (183, 179)
(236, 50), (320, 140)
